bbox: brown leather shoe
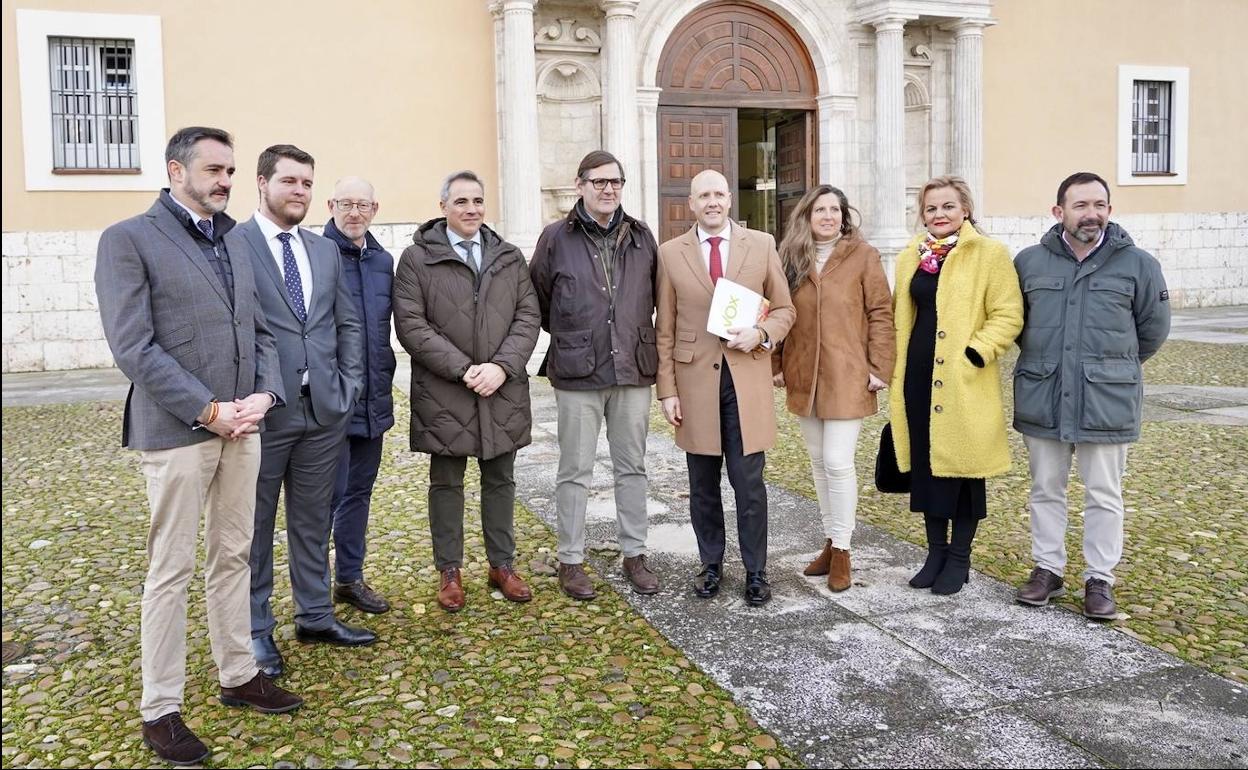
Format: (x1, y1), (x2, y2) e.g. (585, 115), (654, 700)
(220, 672), (303, 713)
(488, 563), (533, 603)
(1016, 566), (1066, 607)
(622, 555), (660, 595)
(828, 547), (851, 592)
(804, 539), (833, 576)
(141, 712), (209, 766)
(437, 567), (465, 612)
(1083, 578), (1118, 620)
(558, 562), (596, 600)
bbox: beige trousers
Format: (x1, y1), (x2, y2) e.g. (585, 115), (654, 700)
(138, 434), (260, 721)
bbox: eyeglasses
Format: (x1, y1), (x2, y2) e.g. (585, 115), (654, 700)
(582, 177), (625, 191)
(333, 200), (376, 213)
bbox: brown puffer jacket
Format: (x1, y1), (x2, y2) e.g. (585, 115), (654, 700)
(393, 219), (540, 459)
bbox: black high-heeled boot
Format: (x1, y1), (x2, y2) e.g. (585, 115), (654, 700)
(932, 513), (979, 595)
(909, 515), (949, 589)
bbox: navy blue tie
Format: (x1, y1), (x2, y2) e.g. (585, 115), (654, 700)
(276, 232), (307, 323)
(196, 218), (214, 241)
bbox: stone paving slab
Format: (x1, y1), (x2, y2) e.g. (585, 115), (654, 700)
(827, 709), (1107, 769)
(1016, 666), (1248, 769)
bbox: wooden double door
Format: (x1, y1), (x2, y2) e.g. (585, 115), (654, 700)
(657, 106), (813, 244)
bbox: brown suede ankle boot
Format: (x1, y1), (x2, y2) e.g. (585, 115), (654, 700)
(828, 547), (851, 592)
(804, 539), (833, 576)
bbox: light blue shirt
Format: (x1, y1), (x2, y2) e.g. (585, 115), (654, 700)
(446, 227), (483, 270)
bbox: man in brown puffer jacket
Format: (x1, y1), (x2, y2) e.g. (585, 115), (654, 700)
(393, 170), (541, 613)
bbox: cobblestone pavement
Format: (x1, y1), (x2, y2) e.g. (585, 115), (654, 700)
(3, 306), (1246, 768)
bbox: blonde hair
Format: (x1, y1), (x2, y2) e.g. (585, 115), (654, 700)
(915, 175), (981, 234)
(778, 185), (859, 292)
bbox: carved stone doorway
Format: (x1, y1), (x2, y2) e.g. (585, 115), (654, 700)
(655, 1), (818, 242)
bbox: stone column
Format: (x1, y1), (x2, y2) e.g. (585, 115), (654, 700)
(601, 0), (641, 214)
(637, 86), (662, 228)
(872, 17), (911, 251)
(498, 0), (542, 255)
(950, 19), (989, 209)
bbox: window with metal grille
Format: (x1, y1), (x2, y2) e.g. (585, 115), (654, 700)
(1131, 79), (1172, 174)
(48, 36), (139, 172)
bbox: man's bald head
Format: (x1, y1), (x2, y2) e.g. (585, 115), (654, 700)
(688, 169), (732, 234)
(328, 175), (378, 247)
(333, 176), (375, 200)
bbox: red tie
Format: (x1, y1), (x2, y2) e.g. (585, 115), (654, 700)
(708, 236), (724, 285)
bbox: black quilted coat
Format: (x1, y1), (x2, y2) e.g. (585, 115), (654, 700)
(393, 219), (540, 460)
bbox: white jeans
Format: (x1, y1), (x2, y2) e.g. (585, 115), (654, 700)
(797, 415), (863, 549)
(1023, 434), (1130, 584)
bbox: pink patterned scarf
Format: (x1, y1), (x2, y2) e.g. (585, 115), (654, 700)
(918, 233), (958, 274)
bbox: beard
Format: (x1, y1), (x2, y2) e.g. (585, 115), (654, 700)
(183, 181), (229, 215)
(263, 191), (308, 228)
(1067, 217), (1104, 244)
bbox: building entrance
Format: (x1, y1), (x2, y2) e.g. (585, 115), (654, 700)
(655, 2), (818, 242)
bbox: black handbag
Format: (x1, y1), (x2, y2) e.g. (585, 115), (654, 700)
(874, 422), (911, 494)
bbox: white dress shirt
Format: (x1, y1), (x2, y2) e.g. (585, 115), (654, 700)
(255, 209), (313, 309)
(446, 226), (483, 270)
(697, 224), (732, 275)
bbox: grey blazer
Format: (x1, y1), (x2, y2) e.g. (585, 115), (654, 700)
(227, 217), (364, 432)
(95, 196), (285, 451)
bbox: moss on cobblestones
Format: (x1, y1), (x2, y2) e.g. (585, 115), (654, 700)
(2, 398), (798, 769)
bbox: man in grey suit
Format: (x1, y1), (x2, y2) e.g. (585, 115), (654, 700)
(96, 127), (303, 767)
(226, 144), (372, 678)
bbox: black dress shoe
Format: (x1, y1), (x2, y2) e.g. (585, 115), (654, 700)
(334, 580), (391, 614)
(744, 571), (772, 606)
(252, 635), (284, 679)
(692, 564), (722, 598)
(295, 619), (377, 647)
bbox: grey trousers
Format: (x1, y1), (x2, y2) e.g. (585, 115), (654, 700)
(553, 385), (651, 564)
(1024, 434), (1130, 584)
(250, 397), (347, 636)
(428, 451), (517, 570)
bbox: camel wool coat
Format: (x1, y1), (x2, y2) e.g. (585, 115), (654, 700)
(777, 234), (895, 419)
(657, 223), (796, 456)
(888, 221), (1023, 478)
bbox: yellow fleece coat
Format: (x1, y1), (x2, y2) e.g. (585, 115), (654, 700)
(888, 221), (1023, 478)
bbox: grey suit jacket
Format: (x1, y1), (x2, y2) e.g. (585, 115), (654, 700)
(227, 217), (364, 432)
(95, 196), (285, 451)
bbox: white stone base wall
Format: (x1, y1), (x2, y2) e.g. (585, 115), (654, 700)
(5, 212), (1244, 372)
(2, 221), (424, 374)
(979, 211), (1248, 308)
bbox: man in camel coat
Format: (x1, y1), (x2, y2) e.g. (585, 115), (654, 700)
(655, 169), (795, 605)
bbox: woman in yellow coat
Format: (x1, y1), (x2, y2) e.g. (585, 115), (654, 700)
(890, 176), (1022, 595)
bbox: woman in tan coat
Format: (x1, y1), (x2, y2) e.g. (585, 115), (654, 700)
(775, 185), (895, 591)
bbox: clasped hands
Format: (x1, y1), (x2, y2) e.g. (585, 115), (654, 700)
(463, 362), (506, 398)
(204, 392), (275, 440)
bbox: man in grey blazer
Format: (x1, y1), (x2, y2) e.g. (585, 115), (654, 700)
(96, 127), (303, 767)
(226, 144), (372, 678)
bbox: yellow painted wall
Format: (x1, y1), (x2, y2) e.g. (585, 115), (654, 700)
(2, 0), (498, 232)
(983, 0), (1246, 216)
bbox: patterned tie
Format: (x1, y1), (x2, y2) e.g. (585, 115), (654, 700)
(461, 240), (479, 272)
(276, 232), (307, 323)
(708, 236), (724, 285)
(196, 218), (214, 242)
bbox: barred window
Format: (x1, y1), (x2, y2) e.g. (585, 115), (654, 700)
(1131, 79), (1172, 174)
(48, 36), (139, 172)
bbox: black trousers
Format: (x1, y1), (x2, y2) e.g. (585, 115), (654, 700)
(686, 360), (768, 573)
(428, 451), (517, 570)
